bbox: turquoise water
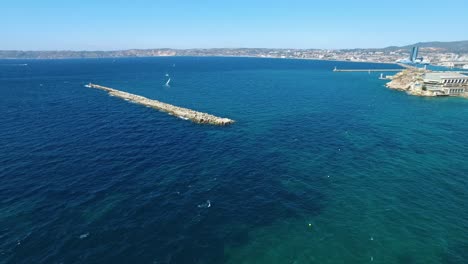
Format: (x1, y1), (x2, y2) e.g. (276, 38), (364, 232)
(0, 57), (467, 263)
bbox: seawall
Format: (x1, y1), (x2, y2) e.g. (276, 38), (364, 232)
(87, 83), (234, 126)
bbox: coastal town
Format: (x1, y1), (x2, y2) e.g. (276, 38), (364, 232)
(377, 45), (468, 98)
(3, 40), (467, 99)
(3, 40), (468, 98)
(1, 41), (468, 69)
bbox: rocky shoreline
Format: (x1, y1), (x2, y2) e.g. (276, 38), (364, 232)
(385, 69), (434, 96)
(87, 84), (235, 126)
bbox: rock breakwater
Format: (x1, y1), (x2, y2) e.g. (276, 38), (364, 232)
(87, 83), (234, 126)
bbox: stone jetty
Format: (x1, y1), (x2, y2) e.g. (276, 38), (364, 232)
(87, 83), (234, 125)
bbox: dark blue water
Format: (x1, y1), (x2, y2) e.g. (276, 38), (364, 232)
(1, 57), (467, 264)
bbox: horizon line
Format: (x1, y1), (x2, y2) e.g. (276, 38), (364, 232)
(1, 40), (467, 52)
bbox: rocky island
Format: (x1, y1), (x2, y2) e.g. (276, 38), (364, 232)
(87, 84), (235, 126)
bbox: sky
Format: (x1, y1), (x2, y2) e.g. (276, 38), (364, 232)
(1, 0), (467, 50)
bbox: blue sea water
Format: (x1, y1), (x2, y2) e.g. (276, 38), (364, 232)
(0, 57), (467, 264)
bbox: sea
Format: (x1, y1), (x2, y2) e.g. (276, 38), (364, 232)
(0, 57), (467, 264)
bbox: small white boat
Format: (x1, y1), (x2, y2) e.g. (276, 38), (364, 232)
(165, 78), (171, 87)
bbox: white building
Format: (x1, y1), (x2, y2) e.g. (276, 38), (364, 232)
(423, 72), (468, 96)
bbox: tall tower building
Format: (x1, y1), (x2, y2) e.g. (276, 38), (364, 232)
(410, 47), (419, 62)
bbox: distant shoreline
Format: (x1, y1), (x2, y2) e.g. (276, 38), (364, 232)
(2, 41), (467, 67)
(197, 55), (401, 65)
(0, 54), (402, 67)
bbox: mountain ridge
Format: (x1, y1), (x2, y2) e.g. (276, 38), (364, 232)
(383, 40), (468, 52)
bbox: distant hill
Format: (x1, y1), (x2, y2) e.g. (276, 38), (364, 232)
(385, 40), (468, 53)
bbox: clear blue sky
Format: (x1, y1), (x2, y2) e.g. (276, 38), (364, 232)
(2, 0), (467, 50)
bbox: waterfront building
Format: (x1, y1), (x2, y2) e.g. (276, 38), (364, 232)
(423, 72), (468, 96)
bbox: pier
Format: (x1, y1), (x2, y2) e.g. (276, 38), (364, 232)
(86, 83), (234, 126)
(333, 67), (404, 72)
(333, 63), (415, 72)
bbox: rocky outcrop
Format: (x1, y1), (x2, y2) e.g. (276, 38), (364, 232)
(87, 84), (234, 126)
(385, 69), (424, 91)
(407, 89), (437, 97)
(385, 69), (439, 97)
